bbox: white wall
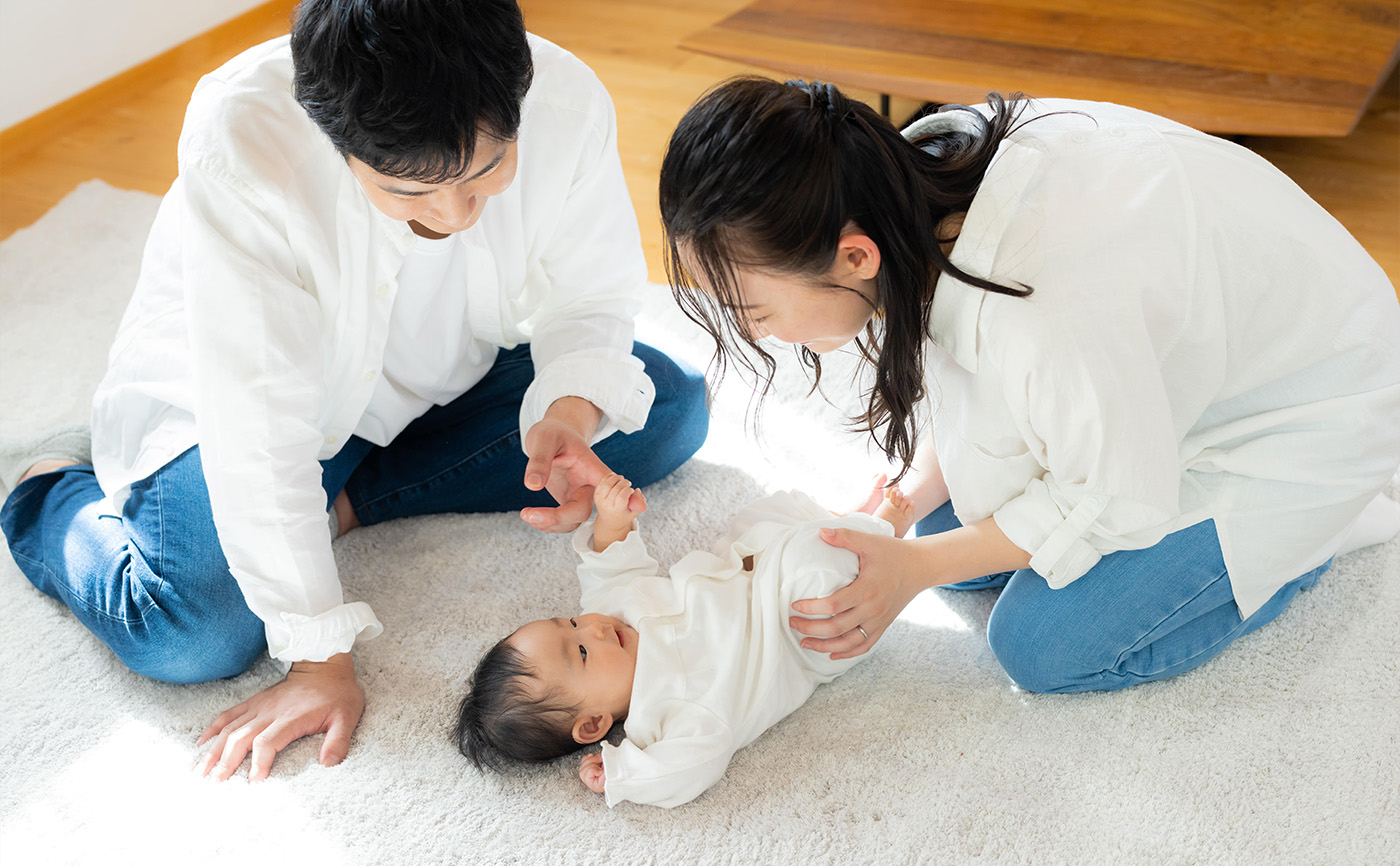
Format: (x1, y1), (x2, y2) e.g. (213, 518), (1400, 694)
(0, 0), (271, 130)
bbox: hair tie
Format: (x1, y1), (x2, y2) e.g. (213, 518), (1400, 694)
(790, 79), (845, 123)
(820, 82), (841, 118)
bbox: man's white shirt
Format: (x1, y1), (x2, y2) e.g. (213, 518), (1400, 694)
(91, 34), (655, 663)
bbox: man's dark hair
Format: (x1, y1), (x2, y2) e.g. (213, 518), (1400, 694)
(291, 0), (534, 182)
(454, 638), (584, 770)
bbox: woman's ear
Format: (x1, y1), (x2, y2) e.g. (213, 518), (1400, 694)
(835, 233), (881, 281)
(572, 712), (614, 745)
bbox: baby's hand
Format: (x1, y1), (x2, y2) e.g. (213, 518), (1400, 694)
(594, 473), (647, 521)
(579, 752), (606, 794)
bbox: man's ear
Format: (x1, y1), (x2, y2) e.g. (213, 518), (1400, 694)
(572, 712), (614, 745)
(834, 233), (881, 281)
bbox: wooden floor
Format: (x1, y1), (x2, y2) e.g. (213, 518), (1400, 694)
(2, 0), (1396, 295)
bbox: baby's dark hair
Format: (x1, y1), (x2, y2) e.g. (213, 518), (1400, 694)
(453, 636), (583, 770)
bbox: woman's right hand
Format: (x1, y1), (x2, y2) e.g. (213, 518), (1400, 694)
(792, 515), (1034, 660)
(790, 528), (930, 659)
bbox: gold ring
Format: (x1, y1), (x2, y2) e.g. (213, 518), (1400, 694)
(856, 625), (870, 641)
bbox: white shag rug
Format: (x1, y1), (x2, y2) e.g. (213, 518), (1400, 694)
(1, 181), (1397, 866)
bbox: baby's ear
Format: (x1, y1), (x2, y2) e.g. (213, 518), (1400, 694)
(572, 712), (614, 745)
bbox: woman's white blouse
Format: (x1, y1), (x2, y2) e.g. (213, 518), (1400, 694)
(90, 34), (655, 662)
(907, 100), (1400, 617)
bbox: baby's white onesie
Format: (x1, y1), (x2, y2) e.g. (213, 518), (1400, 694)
(573, 490), (891, 808)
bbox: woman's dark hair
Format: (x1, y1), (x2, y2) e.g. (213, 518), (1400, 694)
(659, 77), (1032, 477)
(291, 0), (534, 182)
(453, 638), (583, 770)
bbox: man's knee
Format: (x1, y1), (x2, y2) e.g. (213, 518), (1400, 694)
(125, 608), (266, 684)
(113, 555), (267, 684)
(632, 344), (710, 469)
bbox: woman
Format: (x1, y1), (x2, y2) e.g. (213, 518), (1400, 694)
(657, 77), (1400, 693)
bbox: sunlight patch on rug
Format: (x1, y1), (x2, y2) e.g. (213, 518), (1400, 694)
(1, 718), (352, 866)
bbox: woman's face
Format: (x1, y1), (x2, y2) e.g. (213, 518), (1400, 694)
(726, 268), (878, 354)
(683, 233), (883, 354)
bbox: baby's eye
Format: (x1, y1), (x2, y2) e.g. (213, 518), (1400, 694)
(569, 618), (577, 628)
(579, 645), (588, 661)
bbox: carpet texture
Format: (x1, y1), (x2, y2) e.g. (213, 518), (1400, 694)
(1, 181), (1396, 866)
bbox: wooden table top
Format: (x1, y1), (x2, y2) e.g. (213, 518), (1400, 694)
(680, 0), (1400, 136)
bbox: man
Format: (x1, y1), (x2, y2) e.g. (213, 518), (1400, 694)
(0, 0), (706, 780)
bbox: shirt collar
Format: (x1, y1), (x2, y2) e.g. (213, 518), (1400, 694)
(928, 272), (986, 373)
(903, 115), (1048, 375)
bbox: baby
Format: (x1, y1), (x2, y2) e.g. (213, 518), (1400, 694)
(454, 474), (915, 808)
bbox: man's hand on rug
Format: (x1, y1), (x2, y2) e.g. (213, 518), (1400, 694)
(521, 396), (608, 533)
(194, 651), (365, 782)
(579, 752), (606, 794)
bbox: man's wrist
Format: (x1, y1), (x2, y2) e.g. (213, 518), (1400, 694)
(290, 651), (354, 675)
(543, 396), (603, 442)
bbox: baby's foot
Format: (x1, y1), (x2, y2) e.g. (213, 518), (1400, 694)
(873, 484), (916, 537)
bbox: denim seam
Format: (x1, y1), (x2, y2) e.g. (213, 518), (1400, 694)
(354, 428), (521, 523)
(1110, 566), (1232, 675)
(9, 547), (150, 626)
(153, 469), (167, 604)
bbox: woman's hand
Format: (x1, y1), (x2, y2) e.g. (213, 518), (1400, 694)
(579, 752), (606, 794)
(194, 652), (364, 782)
(792, 516), (1033, 659)
(789, 529), (931, 660)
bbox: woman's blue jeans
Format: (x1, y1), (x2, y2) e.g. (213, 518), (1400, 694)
(916, 501), (1328, 693)
(1, 343), (708, 683)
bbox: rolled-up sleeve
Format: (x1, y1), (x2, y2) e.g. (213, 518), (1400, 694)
(988, 300), (1184, 588)
(180, 164), (383, 662)
(519, 81), (654, 444)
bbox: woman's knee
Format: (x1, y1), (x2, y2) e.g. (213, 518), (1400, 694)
(985, 592), (1102, 694)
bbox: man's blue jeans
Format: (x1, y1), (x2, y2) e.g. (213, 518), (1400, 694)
(915, 501), (1328, 693)
(1, 343), (708, 684)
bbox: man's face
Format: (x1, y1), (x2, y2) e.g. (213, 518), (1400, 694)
(347, 133), (519, 237)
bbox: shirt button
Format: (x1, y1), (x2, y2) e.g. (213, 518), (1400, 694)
(362, 370), (377, 383)
(325, 434), (339, 445)
(376, 284), (390, 299)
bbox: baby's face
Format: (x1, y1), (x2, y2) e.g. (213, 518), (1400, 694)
(510, 613), (639, 724)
